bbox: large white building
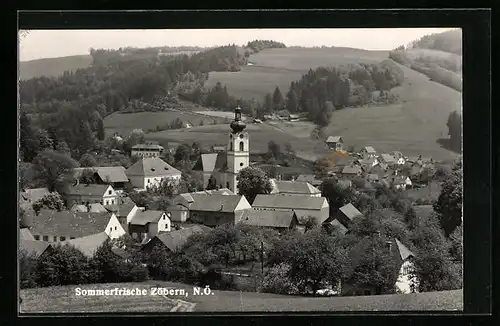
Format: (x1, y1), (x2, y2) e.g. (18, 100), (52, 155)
(131, 143), (164, 158)
(125, 157), (182, 190)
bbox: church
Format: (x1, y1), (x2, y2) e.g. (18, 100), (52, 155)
(193, 106), (250, 194)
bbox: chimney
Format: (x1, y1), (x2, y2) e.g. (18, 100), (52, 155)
(386, 240), (393, 251)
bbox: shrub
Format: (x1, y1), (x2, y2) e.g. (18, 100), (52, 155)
(261, 263), (299, 295)
(19, 249), (38, 289)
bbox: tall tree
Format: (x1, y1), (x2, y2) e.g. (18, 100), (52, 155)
(32, 150), (80, 192)
(126, 129), (145, 149)
(79, 153), (98, 167)
(96, 118), (106, 141)
(433, 160), (462, 237)
(264, 93), (273, 113)
(267, 141), (281, 159)
(236, 167), (272, 204)
(272, 86), (285, 111)
(285, 89), (299, 113)
(20, 111), (40, 162)
(446, 111), (462, 152)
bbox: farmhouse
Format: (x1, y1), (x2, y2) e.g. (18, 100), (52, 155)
(296, 174), (323, 187)
(355, 157), (379, 169)
(366, 173), (380, 183)
(129, 210), (172, 243)
(326, 136), (343, 151)
(343, 238), (418, 296)
(20, 239), (53, 259)
(360, 146), (377, 158)
(62, 184), (118, 207)
(73, 166), (129, 192)
(269, 179), (321, 197)
(131, 143), (164, 158)
(323, 218), (349, 235)
(126, 157), (182, 190)
(64, 232), (110, 258)
(378, 154), (397, 165)
(252, 194), (330, 225)
(70, 203), (108, 213)
(391, 151), (406, 165)
(141, 225), (211, 254)
(176, 194), (252, 227)
(105, 196), (140, 232)
(391, 175), (413, 190)
(326, 203), (363, 229)
(170, 189), (235, 222)
(241, 209), (299, 232)
(340, 165), (362, 179)
(30, 209), (125, 242)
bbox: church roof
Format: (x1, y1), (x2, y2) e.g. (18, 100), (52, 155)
(195, 153), (227, 172)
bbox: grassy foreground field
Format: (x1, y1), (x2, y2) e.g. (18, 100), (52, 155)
(19, 55), (93, 80)
(206, 47), (389, 100)
(20, 281), (463, 312)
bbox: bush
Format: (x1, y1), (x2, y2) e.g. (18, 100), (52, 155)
(261, 263), (299, 295)
(19, 249), (38, 289)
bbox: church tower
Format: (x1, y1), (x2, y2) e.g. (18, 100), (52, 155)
(227, 105), (249, 194)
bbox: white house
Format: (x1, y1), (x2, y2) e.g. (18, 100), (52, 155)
(391, 151), (406, 165)
(126, 157), (182, 190)
(359, 146), (377, 158)
(131, 143), (164, 158)
(129, 210), (172, 242)
(394, 239), (419, 294)
(62, 184), (118, 207)
(392, 175), (413, 190)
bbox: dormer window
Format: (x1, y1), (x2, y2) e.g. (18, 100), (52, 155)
(108, 190), (112, 195)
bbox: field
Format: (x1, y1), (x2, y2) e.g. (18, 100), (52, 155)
(19, 55), (93, 80)
(20, 281), (463, 312)
(103, 110), (229, 136)
(206, 47), (389, 100)
(405, 181), (443, 202)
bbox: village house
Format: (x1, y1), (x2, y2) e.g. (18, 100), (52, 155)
(131, 143), (164, 158)
(342, 238), (418, 296)
(366, 173), (380, 183)
(391, 151), (406, 165)
(323, 218), (349, 235)
(29, 209), (126, 242)
(359, 146), (377, 159)
(20, 187), (51, 213)
(337, 179), (353, 189)
(20, 239), (53, 259)
(391, 175), (413, 190)
(252, 194), (330, 225)
(296, 174), (323, 187)
(355, 157), (379, 170)
(105, 196), (140, 233)
(378, 154), (398, 166)
(269, 179), (321, 197)
(367, 162), (389, 176)
(173, 194), (252, 227)
(73, 166), (129, 192)
(129, 210), (172, 243)
(64, 232), (110, 258)
(62, 184), (118, 207)
(326, 136), (344, 151)
(126, 157), (182, 190)
(170, 189), (234, 222)
(241, 209), (299, 232)
(141, 225), (211, 254)
(325, 203), (363, 230)
(340, 165), (363, 179)
(70, 202), (108, 213)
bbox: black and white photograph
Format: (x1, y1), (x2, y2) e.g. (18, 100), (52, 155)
(18, 25), (464, 313)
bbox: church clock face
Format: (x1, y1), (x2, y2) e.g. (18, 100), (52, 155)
(239, 134), (244, 139)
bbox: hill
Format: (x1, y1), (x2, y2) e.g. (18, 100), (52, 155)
(19, 55), (93, 80)
(20, 281), (463, 312)
(205, 47), (389, 100)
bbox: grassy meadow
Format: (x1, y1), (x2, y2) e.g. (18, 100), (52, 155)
(19, 55), (93, 80)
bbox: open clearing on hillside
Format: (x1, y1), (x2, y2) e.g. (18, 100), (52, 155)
(103, 111), (228, 136)
(206, 47), (389, 100)
(21, 281), (463, 312)
(19, 55), (93, 80)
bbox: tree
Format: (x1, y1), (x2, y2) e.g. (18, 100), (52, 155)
(54, 140), (71, 155)
(144, 245), (172, 280)
(261, 263), (299, 295)
(75, 120), (97, 156)
(20, 111), (40, 162)
(126, 129), (145, 149)
(272, 86), (285, 111)
(433, 160), (462, 236)
(236, 167), (272, 204)
(206, 175), (217, 190)
(19, 249), (38, 288)
(446, 111), (462, 152)
(32, 192), (66, 214)
(285, 89), (299, 113)
(321, 178), (357, 214)
(96, 118), (105, 141)
(448, 224), (463, 264)
(79, 153), (98, 167)
(267, 141), (281, 159)
(174, 144), (191, 163)
(264, 93), (273, 112)
(32, 150), (80, 192)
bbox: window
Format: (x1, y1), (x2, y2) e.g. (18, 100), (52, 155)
(70, 237), (75, 240)
(53, 236), (57, 242)
(114, 226), (117, 230)
(363, 290), (371, 295)
(147, 179), (151, 183)
(34, 235), (40, 240)
(110, 227), (112, 232)
(42, 236), (48, 241)
(60, 236), (66, 241)
(239, 141), (244, 151)
(230, 142), (233, 151)
(111, 199), (115, 205)
(106, 200), (109, 206)
(240, 162), (244, 167)
(108, 190), (112, 195)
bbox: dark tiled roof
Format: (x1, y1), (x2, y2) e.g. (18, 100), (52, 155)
(20, 228), (35, 240)
(131, 210), (165, 225)
(326, 136), (343, 143)
(105, 197), (137, 218)
(65, 184), (110, 197)
(20, 188), (51, 203)
(189, 194), (246, 213)
(241, 209), (297, 228)
(31, 209), (113, 238)
(196, 153), (227, 172)
(296, 174), (322, 186)
(95, 166), (129, 183)
(253, 194), (327, 211)
(64, 232), (110, 258)
(329, 218), (349, 235)
(379, 154), (397, 163)
(150, 225), (211, 252)
(339, 203), (363, 221)
(20, 240), (52, 257)
(126, 157), (181, 177)
(361, 146), (377, 153)
(342, 166), (362, 174)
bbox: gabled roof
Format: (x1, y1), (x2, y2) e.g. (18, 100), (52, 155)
(95, 166), (129, 183)
(31, 209), (113, 238)
(269, 179), (321, 195)
(391, 151), (404, 159)
(105, 196), (137, 217)
(20, 240), (52, 257)
(64, 232), (110, 258)
(379, 154), (397, 163)
(337, 179), (352, 188)
(70, 203), (108, 213)
(20, 188), (51, 203)
(296, 174), (322, 186)
(126, 157), (181, 177)
(395, 238), (415, 260)
(241, 209), (297, 228)
(361, 146), (377, 153)
(150, 225), (211, 252)
(357, 157), (377, 165)
(253, 194), (327, 211)
(341, 166), (362, 174)
(366, 174), (380, 181)
(326, 136), (343, 143)
(20, 228), (35, 241)
(196, 153), (227, 172)
(189, 194), (246, 213)
(65, 184), (111, 197)
(131, 210), (166, 225)
(132, 143), (164, 150)
(328, 218), (349, 235)
(194, 188), (235, 195)
(339, 203), (363, 221)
